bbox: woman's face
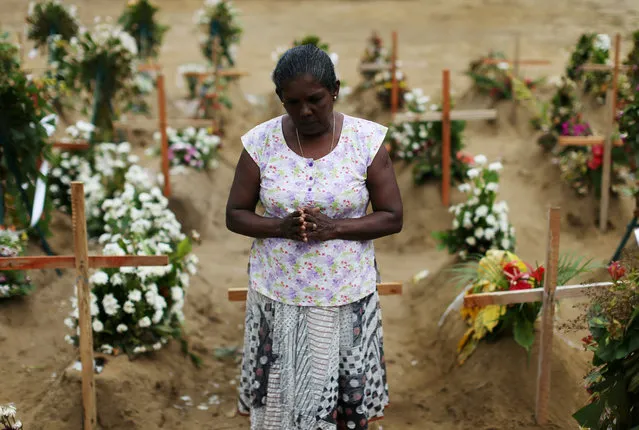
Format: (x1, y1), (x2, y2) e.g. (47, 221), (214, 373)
(280, 74), (340, 136)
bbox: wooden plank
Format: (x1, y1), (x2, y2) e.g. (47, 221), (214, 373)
(535, 207), (561, 425)
(227, 282), (403, 302)
(137, 63), (162, 72)
(600, 89), (614, 232)
(157, 73), (171, 197)
(0, 255), (168, 270)
(482, 58), (551, 66)
(442, 69), (451, 207)
(463, 281), (614, 307)
(51, 140), (91, 150)
(390, 31), (399, 117)
(580, 63), (630, 72)
(611, 34), (621, 123)
(510, 32), (521, 125)
(394, 109), (497, 123)
(557, 135), (623, 147)
(71, 182), (97, 430)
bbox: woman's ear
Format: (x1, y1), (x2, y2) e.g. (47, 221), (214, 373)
(334, 80), (341, 99)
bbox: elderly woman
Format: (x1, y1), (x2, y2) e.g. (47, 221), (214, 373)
(226, 44), (403, 429)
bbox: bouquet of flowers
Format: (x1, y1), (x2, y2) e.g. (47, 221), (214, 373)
(566, 33), (612, 104)
(373, 68), (408, 110)
(70, 21), (139, 142)
(0, 403), (22, 429)
(536, 77), (583, 150)
(573, 256), (639, 429)
(177, 63), (208, 99)
(0, 68), (56, 239)
(453, 249), (594, 365)
(26, 0), (79, 62)
(65, 166), (198, 358)
(149, 126), (221, 173)
(387, 88), (471, 185)
(625, 30), (639, 89)
(194, 0), (242, 68)
(433, 157), (515, 260)
(0, 227), (33, 299)
(359, 31), (389, 81)
(467, 51), (541, 102)
(118, 0), (169, 59)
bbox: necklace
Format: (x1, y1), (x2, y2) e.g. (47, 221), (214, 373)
(295, 112), (336, 159)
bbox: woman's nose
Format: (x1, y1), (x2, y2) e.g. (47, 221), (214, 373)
(300, 103), (312, 117)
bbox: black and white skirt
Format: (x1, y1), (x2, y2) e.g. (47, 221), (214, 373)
(237, 288), (389, 430)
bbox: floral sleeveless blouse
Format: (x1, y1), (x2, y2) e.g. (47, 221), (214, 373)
(241, 114), (388, 307)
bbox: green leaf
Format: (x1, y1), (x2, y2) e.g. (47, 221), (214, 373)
(173, 237), (192, 260)
(573, 400), (606, 428)
(513, 317), (536, 352)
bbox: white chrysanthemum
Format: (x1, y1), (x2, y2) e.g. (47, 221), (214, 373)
(467, 168), (480, 178)
(473, 154), (487, 165)
(92, 319), (104, 332)
(475, 205), (489, 218)
(64, 318), (75, 329)
(465, 236), (477, 246)
(116, 324), (128, 333)
(488, 162), (503, 171)
(501, 238), (511, 249)
(102, 294), (120, 316)
(123, 300), (135, 314)
(90, 271), (109, 285)
(128, 290), (142, 302)
(474, 227), (484, 239)
(486, 182), (499, 192)
(139, 317), (152, 328)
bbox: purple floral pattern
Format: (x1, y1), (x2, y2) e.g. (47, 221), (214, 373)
(241, 114), (388, 306)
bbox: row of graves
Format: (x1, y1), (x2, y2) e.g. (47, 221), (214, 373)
(1, 0), (639, 428)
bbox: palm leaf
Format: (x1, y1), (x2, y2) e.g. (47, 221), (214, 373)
(555, 252), (602, 286)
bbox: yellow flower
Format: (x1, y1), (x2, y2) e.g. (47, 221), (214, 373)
(473, 305), (506, 340)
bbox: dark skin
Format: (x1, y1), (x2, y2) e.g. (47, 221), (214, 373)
(226, 74), (403, 242)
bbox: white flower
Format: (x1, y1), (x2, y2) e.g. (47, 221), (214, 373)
(486, 182), (499, 192)
(458, 183), (471, 193)
(64, 318), (75, 329)
(475, 205), (489, 218)
(64, 334), (74, 345)
(153, 342), (162, 351)
(102, 294), (120, 316)
(488, 162), (503, 171)
(116, 324), (128, 333)
(128, 290), (142, 302)
(1, 404), (16, 418)
(452, 219), (460, 229)
(465, 236), (477, 246)
(501, 238), (511, 249)
(28, 48), (38, 59)
(474, 227), (484, 239)
(484, 228), (496, 240)
(594, 34), (611, 51)
(139, 317), (152, 328)
(473, 154), (487, 165)
(110, 273), (123, 285)
(497, 62), (510, 70)
(101, 344), (114, 354)
(486, 214), (497, 226)
(133, 346), (147, 354)
(171, 287), (184, 301)
(92, 319), (104, 332)
(467, 168), (480, 178)
(123, 300), (135, 314)
(90, 271), (109, 285)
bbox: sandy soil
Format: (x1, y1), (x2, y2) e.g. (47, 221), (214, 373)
(1, 0), (639, 428)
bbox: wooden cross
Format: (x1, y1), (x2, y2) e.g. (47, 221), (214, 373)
(114, 71), (223, 198)
(393, 70), (498, 206)
(227, 282), (403, 302)
(0, 182), (169, 430)
(579, 33), (631, 123)
(557, 88), (622, 232)
(481, 32), (551, 124)
(462, 207), (615, 425)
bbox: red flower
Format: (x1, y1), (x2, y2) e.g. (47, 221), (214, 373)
(587, 157), (602, 170)
(530, 266), (545, 285)
(503, 262), (532, 291)
(591, 144), (604, 158)
(581, 335), (594, 346)
(607, 261), (626, 281)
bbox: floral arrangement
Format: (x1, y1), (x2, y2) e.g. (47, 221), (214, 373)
(65, 166), (199, 358)
(70, 21), (139, 142)
(467, 51), (542, 102)
(0, 403), (22, 429)
(372, 68), (408, 110)
(453, 250), (594, 365)
(626, 30), (639, 89)
(565, 33), (614, 105)
(387, 88), (471, 185)
(194, 0), (242, 68)
(573, 255), (639, 429)
(358, 31), (389, 81)
(0, 227), (33, 300)
(535, 77), (583, 150)
(433, 157), (515, 260)
(148, 127), (221, 173)
(25, 0), (79, 63)
(177, 63), (208, 99)
(118, 0), (169, 59)
(0, 68), (57, 242)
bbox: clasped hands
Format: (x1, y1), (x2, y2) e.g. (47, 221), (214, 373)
(281, 207), (336, 242)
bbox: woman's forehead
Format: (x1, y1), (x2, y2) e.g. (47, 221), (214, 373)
(281, 74), (327, 96)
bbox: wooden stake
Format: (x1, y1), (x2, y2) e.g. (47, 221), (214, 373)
(535, 206), (561, 425)
(611, 33), (621, 123)
(228, 282), (403, 302)
(390, 31), (399, 118)
(600, 89), (614, 233)
(510, 32), (521, 124)
(156, 73), (171, 197)
(442, 69), (451, 207)
(71, 182), (97, 430)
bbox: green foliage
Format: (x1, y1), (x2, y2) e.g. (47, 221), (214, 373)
(118, 0), (169, 59)
(196, 0), (242, 67)
(626, 31), (639, 89)
(293, 35), (329, 52)
(0, 31), (20, 76)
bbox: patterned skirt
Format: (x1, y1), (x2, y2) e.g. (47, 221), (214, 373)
(237, 288), (389, 430)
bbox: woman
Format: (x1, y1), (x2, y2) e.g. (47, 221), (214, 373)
(226, 44), (403, 429)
